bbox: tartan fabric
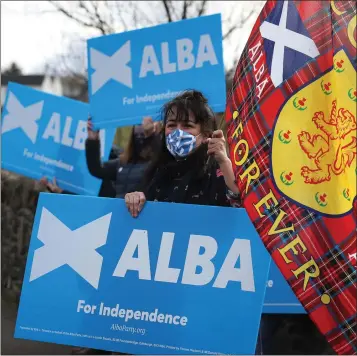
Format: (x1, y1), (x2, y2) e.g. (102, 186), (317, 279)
(225, 1), (357, 355)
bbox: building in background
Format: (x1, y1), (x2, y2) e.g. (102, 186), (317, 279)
(1, 74), (87, 108)
(1, 74), (63, 107)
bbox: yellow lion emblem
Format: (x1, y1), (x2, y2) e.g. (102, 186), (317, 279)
(272, 49), (356, 216)
(298, 100), (357, 184)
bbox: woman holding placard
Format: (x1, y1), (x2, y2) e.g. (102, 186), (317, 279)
(86, 117), (161, 199)
(124, 90), (241, 217)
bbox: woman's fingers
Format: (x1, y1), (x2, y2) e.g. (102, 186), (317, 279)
(87, 117), (97, 132)
(125, 192), (146, 218)
(125, 194), (131, 214)
(126, 193), (138, 217)
(132, 193), (140, 217)
(143, 117), (155, 137)
(87, 119), (99, 140)
(128, 194), (135, 217)
(153, 122), (159, 132)
(208, 136), (225, 145)
(40, 177), (48, 185)
(49, 177), (57, 189)
(155, 121), (163, 133)
(207, 140), (228, 165)
(138, 192), (146, 212)
(207, 142), (224, 153)
(142, 116), (153, 125)
(45, 177), (61, 193)
(40, 176), (56, 193)
(212, 130), (224, 139)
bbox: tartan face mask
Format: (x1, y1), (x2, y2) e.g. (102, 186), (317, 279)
(166, 129), (201, 158)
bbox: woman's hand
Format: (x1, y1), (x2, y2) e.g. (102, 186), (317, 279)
(40, 177), (63, 193)
(142, 116), (160, 137)
(87, 117), (100, 140)
(125, 191), (146, 218)
(207, 130), (239, 195)
(207, 130), (230, 165)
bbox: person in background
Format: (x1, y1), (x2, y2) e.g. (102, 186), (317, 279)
(85, 117), (161, 198)
(40, 146), (120, 198)
(124, 89), (240, 217)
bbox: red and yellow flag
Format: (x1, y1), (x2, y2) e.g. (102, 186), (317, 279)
(225, 1), (356, 354)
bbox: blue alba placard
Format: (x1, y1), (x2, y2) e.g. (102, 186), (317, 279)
(1, 83), (116, 195)
(15, 194), (270, 355)
(263, 260), (305, 314)
(87, 14), (226, 129)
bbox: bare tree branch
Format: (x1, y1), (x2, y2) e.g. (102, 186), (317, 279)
(78, 1), (96, 22)
(45, 0), (262, 79)
(169, 1), (180, 21)
(223, 26), (237, 41)
(162, 0), (173, 22)
(130, 2), (155, 28)
(92, 1), (110, 34)
(182, 0), (195, 19)
(239, 9), (256, 26)
(115, 1), (129, 31)
(182, 0), (188, 20)
(99, 1), (115, 31)
(223, 8), (256, 40)
(197, 0), (208, 17)
(48, 1), (98, 30)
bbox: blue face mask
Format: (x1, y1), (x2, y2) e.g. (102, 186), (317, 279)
(166, 129), (200, 158)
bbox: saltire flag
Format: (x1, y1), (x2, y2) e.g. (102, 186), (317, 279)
(225, 0), (356, 354)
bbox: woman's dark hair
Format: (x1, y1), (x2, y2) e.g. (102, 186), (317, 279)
(119, 127), (136, 165)
(162, 89), (217, 133)
(119, 126), (155, 165)
(141, 90), (217, 187)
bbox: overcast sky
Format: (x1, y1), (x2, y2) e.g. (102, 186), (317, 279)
(1, 1), (264, 75)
